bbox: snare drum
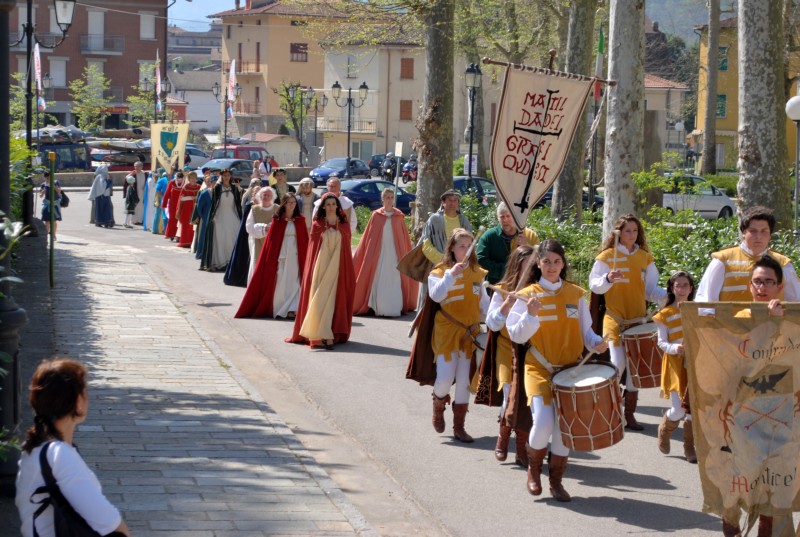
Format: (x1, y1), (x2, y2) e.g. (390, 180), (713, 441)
(551, 362), (624, 451)
(621, 322), (662, 389)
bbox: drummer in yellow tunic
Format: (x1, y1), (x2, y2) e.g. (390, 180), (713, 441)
(507, 240), (607, 503)
(429, 228), (489, 443)
(485, 245), (536, 466)
(652, 270), (696, 463)
(589, 214), (666, 431)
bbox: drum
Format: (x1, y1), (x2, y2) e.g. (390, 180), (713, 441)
(551, 362), (624, 451)
(621, 322), (662, 389)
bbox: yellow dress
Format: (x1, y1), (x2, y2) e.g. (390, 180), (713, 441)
(712, 246), (790, 302)
(299, 228), (342, 341)
(596, 247), (653, 346)
(430, 264), (488, 361)
(520, 281), (587, 405)
(652, 304), (687, 399)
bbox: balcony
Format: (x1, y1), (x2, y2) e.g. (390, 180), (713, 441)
(80, 34), (125, 55)
(10, 31), (63, 50)
(223, 60), (261, 74)
(317, 116), (377, 134)
(233, 102), (261, 115)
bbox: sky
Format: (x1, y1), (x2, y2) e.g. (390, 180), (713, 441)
(168, 0), (236, 32)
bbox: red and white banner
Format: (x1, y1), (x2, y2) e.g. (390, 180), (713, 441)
(490, 67), (593, 229)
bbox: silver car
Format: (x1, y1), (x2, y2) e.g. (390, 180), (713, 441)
(662, 173), (735, 219)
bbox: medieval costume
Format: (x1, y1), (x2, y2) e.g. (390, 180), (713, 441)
(200, 174), (243, 272)
(88, 165), (114, 228)
(352, 207), (417, 316)
(162, 175), (186, 240)
(175, 178), (201, 248)
(151, 173), (169, 235)
(192, 184), (213, 260)
(235, 214), (309, 319)
(244, 195), (277, 285)
(223, 198), (253, 286)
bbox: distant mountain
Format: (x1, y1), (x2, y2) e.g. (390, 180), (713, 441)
(646, 0), (736, 43)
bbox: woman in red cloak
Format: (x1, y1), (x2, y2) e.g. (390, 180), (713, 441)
(175, 171), (201, 248)
(235, 193), (309, 319)
(352, 187), (417, 316)
(286, 192), (355, 349)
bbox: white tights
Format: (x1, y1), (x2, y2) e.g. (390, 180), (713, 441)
(433, 351), (472, 404)
(527, 396), (569, 457)
(499, 383), (510, 419)
(665, 390), (688, 421)
(610, 343), (637, 391)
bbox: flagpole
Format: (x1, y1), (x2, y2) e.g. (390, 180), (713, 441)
(589, 28), (604, 211)
(481, 57), (616, 88)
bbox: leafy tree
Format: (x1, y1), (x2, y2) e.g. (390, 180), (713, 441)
(272, 82), (310, 165)
(125, 63), (175, 127)
(9, 73), (57, 133)
(68, 65), (111, 132)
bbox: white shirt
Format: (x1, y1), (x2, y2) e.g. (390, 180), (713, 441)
(16, 441), (122, 537)
(486, 290), (509, 332)
(427, 268), (490, 319)
(313, 195), (357, 232)
(245, 204), (274, 239)
(505, 277), (602, 350)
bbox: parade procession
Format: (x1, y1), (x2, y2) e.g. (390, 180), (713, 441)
(6, 1), (800, 536)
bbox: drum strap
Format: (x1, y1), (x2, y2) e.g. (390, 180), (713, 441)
(605, 311), (650, 326)
(527, 345), (555, 374)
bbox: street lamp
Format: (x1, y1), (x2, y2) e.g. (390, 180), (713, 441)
(12, 0), (76, 232)
(141, 76), (172, 123)
(331, 80), (369, 178)
(674, 120), (686, 168)
(786, 96), (800, 235)
(312, 93), (328, 149)
(465, 63), (482, 180)
(35, 73), (52, 148)
(289, 85), (314, 165)
(212, 80), (242, 154)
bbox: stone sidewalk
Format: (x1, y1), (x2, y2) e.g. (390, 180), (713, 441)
(1, 232), (377, 536)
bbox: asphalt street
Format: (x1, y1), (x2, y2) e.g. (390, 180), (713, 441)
(52, 189), (737, 536)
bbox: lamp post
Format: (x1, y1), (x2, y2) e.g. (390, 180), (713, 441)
(313, 93), (328, 148)
(289, 85), (314, 166)
(35, 73), (52, 148)
(141, 76), (172, 123)
(13, 0), (76, 233)
(674, 120), (686, 168)
(465, 63), (482, 180)
(212, 80), (242, 154)
(331, 80), (368, 178)
(786, 96), (800, 236)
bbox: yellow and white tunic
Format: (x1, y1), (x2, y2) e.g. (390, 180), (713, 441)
(589, 245), (666, 346)
(506, 279), (603, 405)
(652, 304), (687, 398)
(696, 244), (797, 302)
(428, 264), (489, 360)
(486, 288), (515, 387)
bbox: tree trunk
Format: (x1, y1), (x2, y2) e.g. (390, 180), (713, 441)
(602, 0), (644, 238)
(414, 0), (455, 234)
(552, 0), (596, 222)
(701, 0), (719, 175)
(737, 0), (790, 227)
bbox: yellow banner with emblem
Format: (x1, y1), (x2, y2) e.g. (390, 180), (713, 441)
(150, 122), (189, 173)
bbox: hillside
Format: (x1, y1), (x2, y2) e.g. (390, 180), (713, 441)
(646, 0), (736, 43)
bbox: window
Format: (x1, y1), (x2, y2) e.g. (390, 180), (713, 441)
(290, 43), (308, 62)
(400, 58), (414, 79)
(716, 143), (725, 167)
(49, 7), (58, 34)
(139, 12), (156, 40)
(226, 25), (231, 39)
(718, 46), (728, 71)
(346, 55), (357, 79)
(716, 94), (727, 118)
(399, 100), (413, 121)
(49, 58), (67, 87)
(255, 86), (260, 103)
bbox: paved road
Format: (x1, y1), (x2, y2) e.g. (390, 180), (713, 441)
(37, 191), (737, 535)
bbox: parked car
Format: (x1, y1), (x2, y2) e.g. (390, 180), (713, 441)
(211, 145), (269, 162)
(453, 176), (498, 205)
(321, 179), (417, 215)
(533, 187), (604, 210)
(309, 158), (371, 185)
(185, 147), (211, 168)
(201, 158), (253, 183)
(663, 173), (735, 219)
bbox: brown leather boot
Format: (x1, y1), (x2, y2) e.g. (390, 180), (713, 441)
(495, 424), (512, 461)
(722, 520), (740, 537)
(657, 414), (680, 454)
(525, 445), (548, 496)
(452, 403), (474, 443)
(683, 420), (697, 463)
(548, 454), (571, 502)
(431, 393), (450, 434)
(514, 430), (529, 467)
(624, 390), (644, 431)
(757, 515), (772, 537)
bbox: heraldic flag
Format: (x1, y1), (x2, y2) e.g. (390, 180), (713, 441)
(682, 302), (800, 531)
(490, 66), (593, 230)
